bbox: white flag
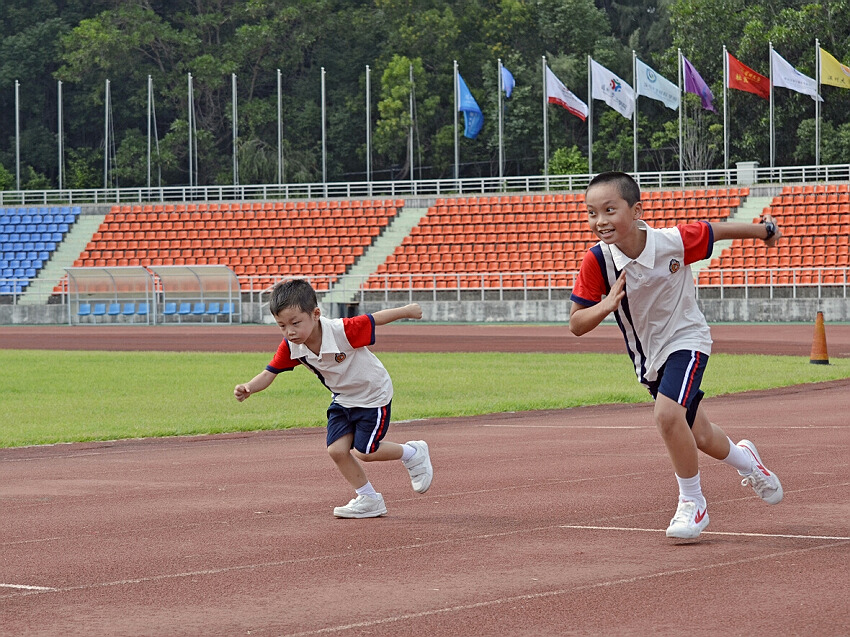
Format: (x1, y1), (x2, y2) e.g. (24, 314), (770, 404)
(771, 49), (822, 101)
(590, 58), (635, 118)
(545, 66), (588, 121)
(635, 58), (679, 110)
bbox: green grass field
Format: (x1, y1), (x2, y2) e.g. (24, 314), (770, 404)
(2, 350), (849, 448)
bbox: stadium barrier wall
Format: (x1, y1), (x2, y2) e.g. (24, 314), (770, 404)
(3, 298), (850, 326)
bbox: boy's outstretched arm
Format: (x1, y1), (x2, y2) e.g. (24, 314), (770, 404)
(569, 271), (626, 336)
(371, 302), (422, 326)
(234, 369), (277, 402)
(711, 213), (781, 248)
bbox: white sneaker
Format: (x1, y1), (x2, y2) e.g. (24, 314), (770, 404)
(402, 440), (433, 493)
(665, 499), (709, 539)
(333, 494), (387, 518)
(737, 440), (783, 505)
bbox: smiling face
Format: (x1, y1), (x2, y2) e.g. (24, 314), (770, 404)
(584, 182), (643, 248)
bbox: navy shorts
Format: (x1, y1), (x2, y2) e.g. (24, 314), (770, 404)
(644, 350), (708, 428)
(326, 401), (392, 454)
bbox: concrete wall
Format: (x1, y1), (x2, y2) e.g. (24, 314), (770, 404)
(3, 298), (850, 325)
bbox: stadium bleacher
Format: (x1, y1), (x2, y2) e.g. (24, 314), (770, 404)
(0, 206), (80, 295)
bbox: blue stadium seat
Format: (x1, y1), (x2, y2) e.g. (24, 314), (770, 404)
(107, 302), (121, 318)
(176, 302), (192, 322)
(205, 302), (220, 321)
(91, 303), (107, 322)
(191, 302), (206, 319)
(220, 302), (235, 317)
(78, 303), (92, 321)
(162, 302), (177, 321)
(137, 302), (149, 320)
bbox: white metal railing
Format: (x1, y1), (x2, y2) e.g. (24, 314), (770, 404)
(2, 163), (850, 207)
(4, 268), (850, 311)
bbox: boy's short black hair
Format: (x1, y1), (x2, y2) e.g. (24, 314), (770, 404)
(586, 171), (641, 207)
(269, 279), (318, 316)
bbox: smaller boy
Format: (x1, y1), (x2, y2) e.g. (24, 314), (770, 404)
(570, 172), (783, 540)
(234, 279), (432, 518)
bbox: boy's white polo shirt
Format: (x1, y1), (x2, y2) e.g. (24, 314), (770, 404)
(571, 220), (714, 384)
(266, 314), (393, 408)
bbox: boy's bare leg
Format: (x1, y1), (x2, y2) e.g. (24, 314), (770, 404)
(690, 405), (733, 460)
(654, 394), (699, 478)
(353, 441), (403, 463)
(327, 434), (369, 489)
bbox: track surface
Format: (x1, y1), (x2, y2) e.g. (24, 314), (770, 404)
(1, 323), (849, 635)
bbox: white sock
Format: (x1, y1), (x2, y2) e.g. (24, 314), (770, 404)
(355, 481), (379, 499)
(676, 472), (705, 507)
(400, 443), (417, 462)
(723, 437), (755, 473)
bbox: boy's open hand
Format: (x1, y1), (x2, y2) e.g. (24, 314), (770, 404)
(601, 271), (627, 313)
(234, 384), (251, 402)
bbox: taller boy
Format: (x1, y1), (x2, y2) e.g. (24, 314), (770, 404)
(570, 172), (783, 540)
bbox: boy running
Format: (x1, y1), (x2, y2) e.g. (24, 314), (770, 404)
(570, 172), (783, 539)
(235, 279), (432, 518)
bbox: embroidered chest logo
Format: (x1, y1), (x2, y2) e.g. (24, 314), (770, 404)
(669, 259), (681, 274)
(334, 352), (346, 363)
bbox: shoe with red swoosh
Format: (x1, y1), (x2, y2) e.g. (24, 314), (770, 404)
(666, 498), (709, 539)
(737, 439), (783, 505)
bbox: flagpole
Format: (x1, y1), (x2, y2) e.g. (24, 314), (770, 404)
(146, 75), (152, 189)
(277, 68), (283, 185)
(58, 80), (64, 191)
(453, 60), (459, 181)
(769, 42), (775, 170)
(409, 64), (414, 184)
(815, 38), (821, 167)
(321, 66), (327, 188)
(232, 73), (238, 186)
(587, 55), (593, 174)
(498, 58), (504, 181)
(104, 78), (110, 190)
(542, 56), (549, 179)
(365, 65), (371, 185)
(188, 73), (194, 188)
(723, 45), (729, 176)
(677, 49), (683, 184)
(15, 80), (20, 190)
(632, 50), (638, 173)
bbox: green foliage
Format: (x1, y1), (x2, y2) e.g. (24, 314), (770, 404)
(2, 1), (850, 187)
(2, 349), (849, 448)
(549, 145), (588, 175)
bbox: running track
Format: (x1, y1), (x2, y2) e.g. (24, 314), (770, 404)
(1, 323), (849, 636)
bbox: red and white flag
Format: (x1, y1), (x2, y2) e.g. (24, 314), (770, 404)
(545, 65), (588, 121)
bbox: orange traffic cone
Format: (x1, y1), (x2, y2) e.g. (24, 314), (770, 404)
(810, 311), (829, 365)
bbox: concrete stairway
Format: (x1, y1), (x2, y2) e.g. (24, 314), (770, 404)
(321, 206), (428, 309)
(691, 195), (773, 273)
(18, 214), (106, 304)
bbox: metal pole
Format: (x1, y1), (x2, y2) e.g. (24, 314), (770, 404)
(453, 60), (459, 180)
(188, 73), (194, 188)
(769, 42), (775, 169)
(632, 50), (638, 173)
(58, 80), (64, 190)
(498, 58), (504, 180)
(232, 73), (238, 185)
(723, 45), (729, 174)
(277, 68), (283, 185)
(147, 75), (152, 189)
(587, 56), (593, 174)
(365, 65), (371, 184)
(815, 38), (821, 167)
(542, 56), (548, 177)
(321, 67), (327, 185)
(104, 79), (110, 189)
(678, 49), (683, 179)
(409, 64), (414, 184)
(15, 80), (20, 190)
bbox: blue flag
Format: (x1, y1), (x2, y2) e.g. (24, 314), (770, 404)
(457, 73), (483, 139)
(501, 66), (515, 98)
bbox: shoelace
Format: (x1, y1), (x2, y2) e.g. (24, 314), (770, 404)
(741, 469), (774, 496)
(671, 501), (696, 524)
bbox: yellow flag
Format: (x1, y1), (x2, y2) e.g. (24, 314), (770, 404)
(820, 47), (850, 89)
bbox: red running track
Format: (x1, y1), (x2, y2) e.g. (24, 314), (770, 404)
(1, 323), (849, 635)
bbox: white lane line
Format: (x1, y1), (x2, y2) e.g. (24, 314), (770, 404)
(0, 583), (56, 591)
(483, 424), (646, 429)
(278, 538), (850, 636)
(559, 525), (850, 541)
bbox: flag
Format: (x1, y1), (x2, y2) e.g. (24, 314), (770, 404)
(590, 58), (635, 118)
(727, 52), (769, 99)
(820, 47), (850, 89)
(545, 66), (588, 121)
(771, 49), (822, 101)
(457, 73), (483, 138)
(635, 58), (679, 110)
(682, 55), (716, 112)
(501, 65), (515, 98)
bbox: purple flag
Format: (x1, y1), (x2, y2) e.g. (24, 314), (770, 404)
(682, 55), (716, 112)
